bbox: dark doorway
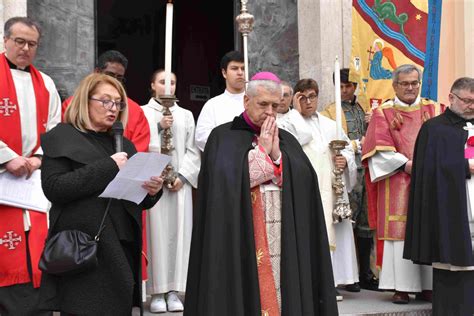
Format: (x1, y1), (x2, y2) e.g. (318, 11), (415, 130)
(97, 0), (235, 120)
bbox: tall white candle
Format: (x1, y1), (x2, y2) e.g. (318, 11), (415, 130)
(164, 1), (173, 95)
(334, 56), (342, 140)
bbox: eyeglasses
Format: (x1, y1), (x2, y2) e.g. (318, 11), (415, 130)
(9, 37), (38, 49)
(102, 71), (126, 83)
(451, 92), (474, 105)
(397, 81), (420, 88)
(89, 98), (126, 111)
(299, 94), (318, 103)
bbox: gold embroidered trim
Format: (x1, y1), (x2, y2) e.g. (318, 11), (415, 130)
(388, 215), (407, 221)
(251, 191), (257, 204)
(384, 178), (390, 238)
(256, 248), (264, 267)
(361, 145), (397, 161)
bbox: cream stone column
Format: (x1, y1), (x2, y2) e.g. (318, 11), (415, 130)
(297, 0), (352, 110)
(438, 1), (473, 105)
(464, 0), (474, 77)
(0, 0), (27, 51)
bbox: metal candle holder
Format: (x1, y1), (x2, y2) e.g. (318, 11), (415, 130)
(329, 139), (352, 223)
(158, 94), (178, 188)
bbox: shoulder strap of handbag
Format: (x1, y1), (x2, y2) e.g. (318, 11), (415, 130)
(94, 199), (112, 241)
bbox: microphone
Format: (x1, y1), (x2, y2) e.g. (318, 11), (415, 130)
(112, 121), (124, 153)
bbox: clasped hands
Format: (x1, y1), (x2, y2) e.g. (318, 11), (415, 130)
(111, 152), (164, 196)
(258, 116), (281, 161)
(5, 156), (42, 178)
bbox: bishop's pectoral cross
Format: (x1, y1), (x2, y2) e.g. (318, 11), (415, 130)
(0, 98), (17, 116)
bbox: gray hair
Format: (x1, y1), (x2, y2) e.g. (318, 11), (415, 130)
(280, 80), (294, 95)
(4, 17), (42, 39)
(246, 80), (282, 98)
(392, 64), (422, 83)
(450, 77), (474, 94)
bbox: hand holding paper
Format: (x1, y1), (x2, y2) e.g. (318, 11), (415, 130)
(99, 152), (171, 204)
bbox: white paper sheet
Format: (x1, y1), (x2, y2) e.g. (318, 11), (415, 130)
(99, 152), (171, 204)
(0, 170), (50, 212)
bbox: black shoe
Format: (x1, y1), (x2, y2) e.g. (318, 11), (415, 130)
(359, 275), (381, 291)
(345, 283), (361, 292)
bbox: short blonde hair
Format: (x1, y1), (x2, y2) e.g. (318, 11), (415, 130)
(64, 73), (128, 132)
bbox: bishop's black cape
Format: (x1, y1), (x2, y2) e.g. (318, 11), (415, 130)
(184, 115), (338, 316)
(404, 108), (474, 266)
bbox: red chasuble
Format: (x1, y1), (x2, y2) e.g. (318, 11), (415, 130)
(0, 53), (50, 287)
(362, 99), (444, 266)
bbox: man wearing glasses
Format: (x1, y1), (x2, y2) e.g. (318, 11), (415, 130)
(362, 64), (444, 304)
(62, 50), (150, 152)
(404, 77), (474, 315)
(293, 78), (358, 302)
(0, 17), (61, 315)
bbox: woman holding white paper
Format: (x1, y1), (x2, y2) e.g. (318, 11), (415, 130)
(38, 73), (163, 315)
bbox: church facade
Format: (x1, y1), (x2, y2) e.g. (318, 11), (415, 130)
(0, 0), (353, 115)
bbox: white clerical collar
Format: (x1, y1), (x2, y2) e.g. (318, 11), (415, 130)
(276, 109), (290, 118)
(394, 95), (421, 107)
(224, 89), (245, 100)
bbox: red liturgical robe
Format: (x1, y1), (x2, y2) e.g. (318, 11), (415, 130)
(362, 99), (444, 241)
(0, 53), (51, 288)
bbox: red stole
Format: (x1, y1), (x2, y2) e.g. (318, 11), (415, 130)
(251, 187), (280, 316)
(0, 53), (50, 288)
(362, 99), (444, 267)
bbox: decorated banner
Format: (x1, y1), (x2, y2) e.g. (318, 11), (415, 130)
(350, 0), (442, 110)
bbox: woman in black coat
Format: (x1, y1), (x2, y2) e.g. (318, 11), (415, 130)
(39, 73), (163, 315)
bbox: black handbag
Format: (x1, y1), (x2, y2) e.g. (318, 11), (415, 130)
(39, 199), (111, 276)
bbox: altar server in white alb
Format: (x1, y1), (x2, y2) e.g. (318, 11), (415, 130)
(194, 50), (245, 151)
(142, 69), (200, 313)
(0, 16), (61, 315)
(293, 78), (359, 301)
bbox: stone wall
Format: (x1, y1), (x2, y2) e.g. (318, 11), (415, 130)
(4, 0), (353, 108)
(27, 0), (95, 101)
(247, 0), (299, 86)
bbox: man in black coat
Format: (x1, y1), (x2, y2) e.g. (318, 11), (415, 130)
(404, 77), (474, 315)
(184, 72), (338, 315)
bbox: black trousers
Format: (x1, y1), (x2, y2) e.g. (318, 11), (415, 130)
(433, 268), (474, 316)
(0, 282), (52, 316)
(0, 230), (52, 316)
